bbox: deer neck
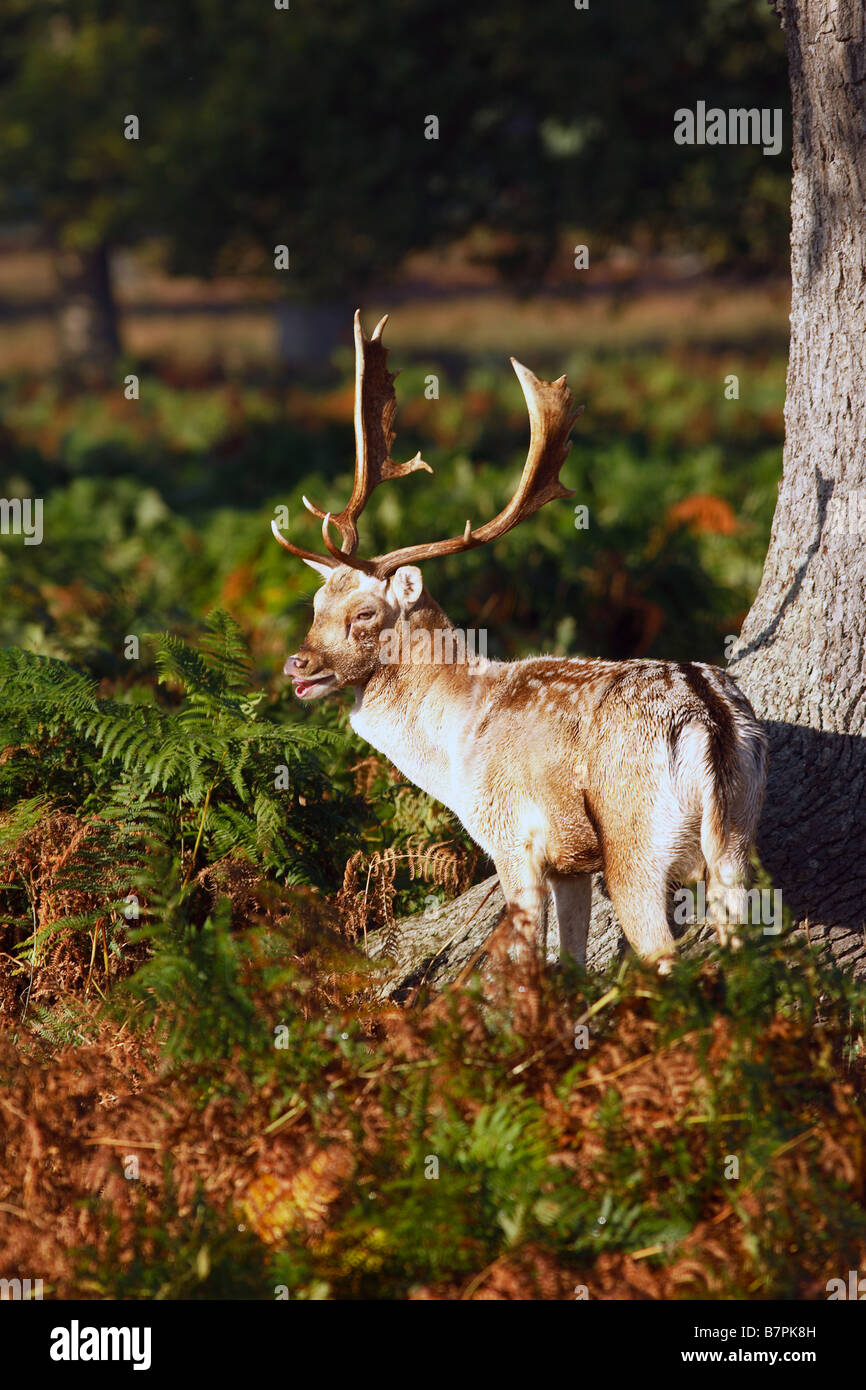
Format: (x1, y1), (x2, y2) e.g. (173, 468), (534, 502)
(349, 599), (486, 811)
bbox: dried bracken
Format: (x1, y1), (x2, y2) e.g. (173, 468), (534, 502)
(2, 932), (864, 1300)
(336, 837), (479, 952)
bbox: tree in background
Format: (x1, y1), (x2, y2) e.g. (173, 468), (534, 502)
(0, 2), (160, 374)
(0, 0), (787, 375)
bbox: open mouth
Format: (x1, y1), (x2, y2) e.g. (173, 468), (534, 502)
(292, 672), (337, 699)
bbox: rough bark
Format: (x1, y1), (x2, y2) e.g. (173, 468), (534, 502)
(727, 0), (866, 974)
(370, 0), (866, 994)
(53, 240), (121, 380)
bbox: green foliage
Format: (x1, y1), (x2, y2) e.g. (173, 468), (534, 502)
(0, 347), (784, 674)
(0, 613), (363, 978)
(68, 930), (865, 1301)
(0, 0), (788, 293)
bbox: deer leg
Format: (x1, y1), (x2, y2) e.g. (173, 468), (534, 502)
(605, 864), (677, 975)
(495, 853), (547, 959)
(704, 851), (753, 950)
(549, 872), (592, 967)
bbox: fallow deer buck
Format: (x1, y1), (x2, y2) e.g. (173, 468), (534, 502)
(274, 312), (767, 972)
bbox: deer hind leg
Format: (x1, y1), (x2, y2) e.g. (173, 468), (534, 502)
(549, 872), (592, 967)
(676, 714), (765, 950)
(703, 834), (754, 950)
(698, 766), (761, 951)
(604, 859), (677, 975)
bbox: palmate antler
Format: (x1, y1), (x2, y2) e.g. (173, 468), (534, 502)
(272, 310), (581, 578)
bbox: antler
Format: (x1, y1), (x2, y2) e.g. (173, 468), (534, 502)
(301, 310), (432, 570)
(369, 359), (580, 578)
(271, 312), (580, 576)
(271, 309), (431, 570)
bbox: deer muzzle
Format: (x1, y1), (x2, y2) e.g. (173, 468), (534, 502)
(284, 651), (336, 699)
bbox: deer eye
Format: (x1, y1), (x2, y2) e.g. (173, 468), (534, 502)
(353, 609), (376, 622)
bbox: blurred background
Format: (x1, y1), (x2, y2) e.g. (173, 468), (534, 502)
(0, 0), (790, 685)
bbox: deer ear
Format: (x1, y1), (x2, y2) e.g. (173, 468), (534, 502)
(388, 565), (424, 610)
(302, 557), (335, 580)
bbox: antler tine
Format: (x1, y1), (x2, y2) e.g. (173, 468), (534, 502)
(300, 309), (432, 557)
(270, 516), (338, 568)
(320, 512), (377, 572)
(372, 359), (580, 578)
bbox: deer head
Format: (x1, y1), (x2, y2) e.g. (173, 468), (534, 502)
(275, 311), (580, 699)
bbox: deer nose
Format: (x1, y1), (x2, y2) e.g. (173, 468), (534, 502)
(284, 652), (307, 678)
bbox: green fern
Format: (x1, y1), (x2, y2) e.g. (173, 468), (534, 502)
(0, 612), (361, 968)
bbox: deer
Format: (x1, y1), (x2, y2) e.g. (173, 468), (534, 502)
(273, 311), (768, 973)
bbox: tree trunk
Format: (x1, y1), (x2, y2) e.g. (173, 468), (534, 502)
(53, 240), (121, 380)
(727, 0), (866, 974)
(372, 0), (866, 995)
(275, 297), (354, 370)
